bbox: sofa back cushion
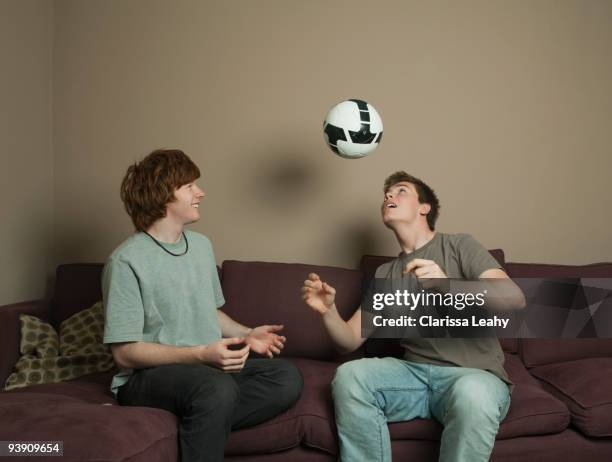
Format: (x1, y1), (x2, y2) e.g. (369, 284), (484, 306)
(506, 262), (612, 367)
(220, 260), (363, 361)
(53, 264), (105, 328)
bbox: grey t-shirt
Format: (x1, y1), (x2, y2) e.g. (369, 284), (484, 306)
(374, 233), (512, 388)
(102, 230), (225, 396)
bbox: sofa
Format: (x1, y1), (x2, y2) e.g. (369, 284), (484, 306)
(2, 250), (612, 461)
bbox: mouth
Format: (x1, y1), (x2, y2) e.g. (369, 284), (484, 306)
(191, 203), (199, 209)
(385, 202), (397, 209)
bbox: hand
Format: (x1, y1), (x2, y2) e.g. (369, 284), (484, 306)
(245, 325), (286, 358)
(301, 273), (336, 315)
(404, 258), (448, 290)
(200, 338), (250, 372)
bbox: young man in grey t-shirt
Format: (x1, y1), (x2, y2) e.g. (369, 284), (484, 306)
(103, 149), (303, 462)
(302, 171), (525, 462)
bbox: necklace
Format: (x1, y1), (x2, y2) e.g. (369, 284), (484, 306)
(144, 231), (189, 256)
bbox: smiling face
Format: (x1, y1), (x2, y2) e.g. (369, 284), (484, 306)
(166, 181), (205, 226)
(381, 181), (431, 229)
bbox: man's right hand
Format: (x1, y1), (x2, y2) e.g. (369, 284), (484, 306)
(198, 338), (250, 372)
(302, 273), (336, 315)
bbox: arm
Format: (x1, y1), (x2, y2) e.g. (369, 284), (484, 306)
(302, 273), (366, 354)
(476, 268), (527, 311)
(404, 259), (526, 312)
(110, 338), (249, 372)
(217, 310), (286, 358)
(217, 310), (251, 337)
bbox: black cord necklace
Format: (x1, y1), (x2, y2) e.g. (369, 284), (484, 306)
(144, 231), (189, 256)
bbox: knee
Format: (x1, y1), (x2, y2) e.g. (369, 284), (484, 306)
(332, 359), (372, 401)
(189, 372), (239, 415)
(446, 375), (507, 423)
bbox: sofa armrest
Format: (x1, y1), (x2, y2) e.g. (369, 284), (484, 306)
(0, 300), (50, 386)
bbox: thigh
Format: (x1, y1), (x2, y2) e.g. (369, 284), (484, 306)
(118, 363), (237, 416)
(333, 357), (432, 422)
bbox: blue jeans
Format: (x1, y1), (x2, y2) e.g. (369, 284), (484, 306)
(332, 357), (511, 462)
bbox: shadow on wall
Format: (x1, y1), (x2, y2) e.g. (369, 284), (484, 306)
(244, 148), (321, 213)
(325, 219), (382, 269)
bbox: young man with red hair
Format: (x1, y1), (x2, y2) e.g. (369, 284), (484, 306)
(103, 149), (303, 462)
(302, 172), (525, 462)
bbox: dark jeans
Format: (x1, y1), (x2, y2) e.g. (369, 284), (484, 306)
(117, 359), (303, 462)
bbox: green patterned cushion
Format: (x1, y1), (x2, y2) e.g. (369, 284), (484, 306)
(19, 314), (59, 358)
(4, 301), (115, 391)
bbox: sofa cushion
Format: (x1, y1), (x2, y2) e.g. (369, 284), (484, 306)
(4, 371), (116, 404)
(53, 264), (105, 327)
(0, 300), (49, 385)
(19, 314), (59, 357)
(4, 303), (115, 391)
(530, 358), (612, 437)
(520, 339), (612, 368)
(388, 354), (570, 441)
(220, 261), (363, 361)
(506, 262), (612, 367)
(226, 358), (339, 456)
(0, 391), (177, 461)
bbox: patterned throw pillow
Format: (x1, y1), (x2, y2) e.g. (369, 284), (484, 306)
(19, 314), (59, 358)
(3, 301), (115, 391)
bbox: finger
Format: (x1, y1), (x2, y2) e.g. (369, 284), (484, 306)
(322, 282), (336, 295)
(273, 339), (284, 350)
(221, 357), (248, 366)
(308, 273), (321, 281)
(404, 259), (433, 274)
(267, 324), (284, 332)
(223, 344), (250, 358)
(270, 345), (281, 355)
(304, 280), (322, 290)
(223, 364), (245, 372)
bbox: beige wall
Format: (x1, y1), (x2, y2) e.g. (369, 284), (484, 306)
(6, 0), (612, 305)
(1, 0), (53, 305)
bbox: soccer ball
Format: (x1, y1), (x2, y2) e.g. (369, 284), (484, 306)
(323, 99), (383, 159)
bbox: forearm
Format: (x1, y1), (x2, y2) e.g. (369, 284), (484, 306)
(111, 341), (202, 369)
(447, 280), (526, 312)
(217, 310), (252, 338)
(321, 305), (361, 354)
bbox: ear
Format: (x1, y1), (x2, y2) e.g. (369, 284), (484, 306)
(419, 203), (431, 216)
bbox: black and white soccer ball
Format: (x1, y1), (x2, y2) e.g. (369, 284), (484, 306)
(323, 99), (383, 159)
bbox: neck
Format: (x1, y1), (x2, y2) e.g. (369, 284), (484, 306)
(391, 222), (435, 254)
(146, 219), (184, 244)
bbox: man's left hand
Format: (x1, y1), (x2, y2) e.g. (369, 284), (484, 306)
(245, 325), (286, 358)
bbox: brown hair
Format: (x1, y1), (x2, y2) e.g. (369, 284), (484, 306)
(383, 171), (440, 230)
(120, 149), (200, 231)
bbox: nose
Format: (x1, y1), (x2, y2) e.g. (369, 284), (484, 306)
(385, 191), (393, 201)
(195, 185), (205, 197)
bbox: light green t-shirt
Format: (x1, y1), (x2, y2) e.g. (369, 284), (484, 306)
(102, 229), (225, 396)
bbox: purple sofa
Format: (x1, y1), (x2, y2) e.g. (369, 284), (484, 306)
(2, 251), (612, 461)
